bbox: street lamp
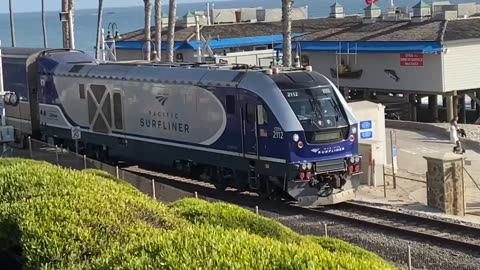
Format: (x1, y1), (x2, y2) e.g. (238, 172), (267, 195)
(107, 22), (121, 40)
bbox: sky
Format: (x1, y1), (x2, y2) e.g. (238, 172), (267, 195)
(0, 0), (227, 14)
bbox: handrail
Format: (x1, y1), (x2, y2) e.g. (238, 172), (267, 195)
(463, 166), (480, 192)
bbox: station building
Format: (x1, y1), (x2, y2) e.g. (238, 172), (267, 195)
(113, 1), (480, 124)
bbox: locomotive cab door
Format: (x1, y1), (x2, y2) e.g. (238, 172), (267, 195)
(241, 96), (260, 159)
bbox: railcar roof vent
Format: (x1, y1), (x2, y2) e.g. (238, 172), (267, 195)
(69, 65), (84, 73)
(284, 72), (314, 83)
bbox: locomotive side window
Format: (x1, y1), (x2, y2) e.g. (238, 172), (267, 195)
(246, 104), (255, 124)
(226, 95), (235, 114)
(113, 93), (123, 129)
(257, 105), (268, 125)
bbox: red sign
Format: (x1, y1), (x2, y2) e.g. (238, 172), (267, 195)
(365, 0), (379, 4)
(400, 53), (424, 67)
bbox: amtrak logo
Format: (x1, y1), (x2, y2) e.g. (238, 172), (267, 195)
(311, 146), (345, 155)
(155, 95), (169, 106)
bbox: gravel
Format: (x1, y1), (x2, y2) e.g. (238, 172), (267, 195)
(244, 207), (480, 270)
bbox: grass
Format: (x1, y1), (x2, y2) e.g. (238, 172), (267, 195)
(0, 158), (398, 269)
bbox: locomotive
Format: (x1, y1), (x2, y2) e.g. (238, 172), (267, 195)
(1, 47), (362, 206)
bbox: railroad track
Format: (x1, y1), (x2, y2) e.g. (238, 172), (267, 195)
(124, 165), (480, 254)
(317, 202), (480, 253)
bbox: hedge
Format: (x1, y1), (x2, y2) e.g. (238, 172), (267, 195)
(0, 158), (397, 269)
(170, 198), (394, 266)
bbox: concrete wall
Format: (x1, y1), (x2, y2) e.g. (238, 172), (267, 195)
(305, 51), (444, 92)
(443, 40), (480, 92)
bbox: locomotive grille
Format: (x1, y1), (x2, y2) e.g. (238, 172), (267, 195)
(315, 158), (346, 173)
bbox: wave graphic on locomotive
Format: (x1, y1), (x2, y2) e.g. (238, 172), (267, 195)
(1, 48), (362, 206)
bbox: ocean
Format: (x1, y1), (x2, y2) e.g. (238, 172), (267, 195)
(0, 0), (475, 57)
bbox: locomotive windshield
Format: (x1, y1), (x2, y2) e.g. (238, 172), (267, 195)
(282, 86), (348, 129)
(282, 86), (349, 144)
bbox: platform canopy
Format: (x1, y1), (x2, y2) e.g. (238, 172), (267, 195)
(275, 41), (443, 53)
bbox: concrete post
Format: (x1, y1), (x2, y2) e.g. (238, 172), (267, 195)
(409, 94), (417, 121)
(459, 94), (466, 123)
(446, 94), (454, 122)
(477, 91), (480, 118)
(453, 94), (458, 117)
(424, 153), (465, 216)
(428, 95), (438, 122)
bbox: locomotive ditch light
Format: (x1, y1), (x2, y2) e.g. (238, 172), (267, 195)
(349, 156), (355, 164)
(292, 133), (299, 142)
(348, 135), (355, 142)
(351, 126), (357, 134)
(306, 163), (312, 170)
(297, 141), (304, 149)
(354, 156), (360, 163)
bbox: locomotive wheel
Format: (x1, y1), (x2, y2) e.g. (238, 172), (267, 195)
(212, 167), (227, 191)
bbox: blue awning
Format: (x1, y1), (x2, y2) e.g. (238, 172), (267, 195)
(189, 33), (304, 50)
(114, 41), (188, 51)
(275, 41), (443, 53)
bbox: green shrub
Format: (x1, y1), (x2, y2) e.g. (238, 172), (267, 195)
(0, 158), (397, 269)
(170, 198), (393, 267)
(170, 197), (302, 242)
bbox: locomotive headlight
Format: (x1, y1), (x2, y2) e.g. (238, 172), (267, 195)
(9, 93), (18, 105)
(351, 127), (357, 134)
(349, 156), (355, 164)
(301, 163), (307, 170)
(306, 163), (313, 170)
(354, 156), (361, 163)
(292, 133), (299, 142)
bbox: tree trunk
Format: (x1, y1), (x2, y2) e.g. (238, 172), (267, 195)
(42, 0), (48, 48)
(144, 0), (152, 61)
(9, 0), (16, 47)
(95, 0), (104, 60)
(61, 0), (69, 48)
(155, 0), (162, 61)
(166, 0), (177, 62)
(282, 0), (292, 67)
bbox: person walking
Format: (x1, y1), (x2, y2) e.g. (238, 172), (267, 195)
(450, 116), (465, 154)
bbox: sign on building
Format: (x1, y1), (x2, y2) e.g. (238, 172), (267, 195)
(359, 120), (374, 140)
(400, 53), (424, 67)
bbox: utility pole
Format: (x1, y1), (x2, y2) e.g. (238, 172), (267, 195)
(9, 0), (16, 47)
(42, 0), (48, 48)
(95, 0), (104, 60)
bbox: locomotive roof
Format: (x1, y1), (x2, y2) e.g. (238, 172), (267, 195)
(0, 47), (48, 59)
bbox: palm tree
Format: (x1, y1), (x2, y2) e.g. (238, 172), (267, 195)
(42, 0), (48, 48)
(95, 0), (104, 60)
(144, 0), (152, 61)
(281, 0), (292, 67)
(166, 0), (177, 62)
(9, 0), (16, 47)
(155, 0), (162, 61)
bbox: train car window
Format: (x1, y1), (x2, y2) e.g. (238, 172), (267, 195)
(226, 95), (235, 114)
(257, 105), (268, 125)
(79, 84), (85, 99)
(113, 93), (123, 129)
(246, 104), (255, 124)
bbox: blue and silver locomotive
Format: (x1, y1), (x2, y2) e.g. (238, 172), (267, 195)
(2, 48), (361, 206)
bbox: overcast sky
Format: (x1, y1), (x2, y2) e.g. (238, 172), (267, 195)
(0, 0), (226, 13)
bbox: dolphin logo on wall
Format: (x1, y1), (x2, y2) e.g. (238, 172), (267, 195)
(384, 69), (400, 82)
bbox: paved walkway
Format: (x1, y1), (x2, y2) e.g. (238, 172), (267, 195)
(355, 128), (480, 224)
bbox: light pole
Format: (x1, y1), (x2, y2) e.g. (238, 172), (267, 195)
(195, 15), (206, 63)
